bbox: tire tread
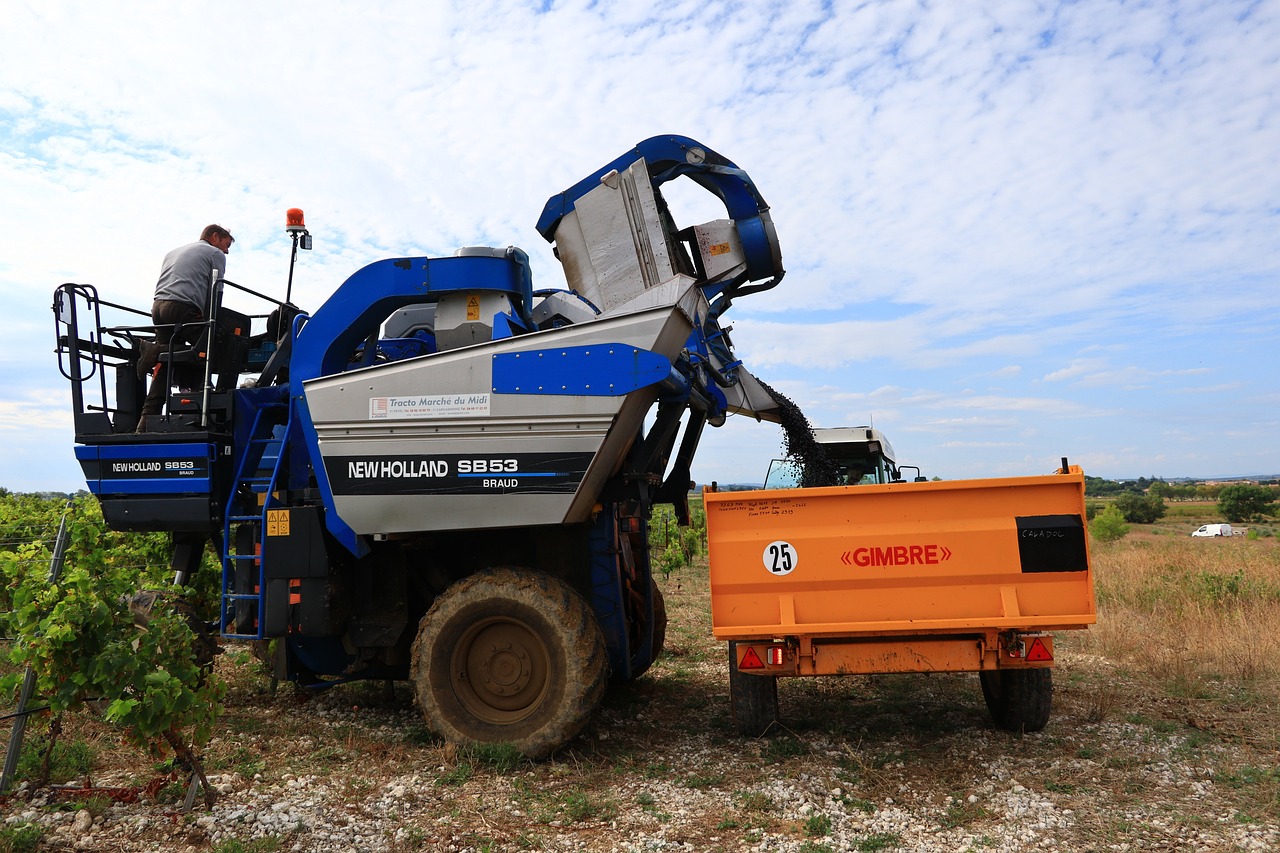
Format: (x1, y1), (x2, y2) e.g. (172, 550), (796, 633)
(410, 568), (608, 758)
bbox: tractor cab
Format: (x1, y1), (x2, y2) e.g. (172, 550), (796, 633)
(764, 426), (923, 489)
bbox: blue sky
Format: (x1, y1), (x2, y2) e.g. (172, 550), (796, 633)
(1, 0), (1277, 492)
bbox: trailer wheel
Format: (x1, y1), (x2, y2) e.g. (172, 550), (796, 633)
(979, 668), (1052, 732)
(728, 642), (778, 736)
(410, 569), (608, 759)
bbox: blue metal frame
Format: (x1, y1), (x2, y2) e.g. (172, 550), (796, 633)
(220, 397), (290, 640)
(289, 251), (534, 387)
(491, 344), (672, 396)
(75, 442), (216, 496)
(587, 507), (658, 681)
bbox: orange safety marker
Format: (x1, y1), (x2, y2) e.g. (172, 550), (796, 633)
(739, 647), (765, 670)
(1025, 637), (1053, 662)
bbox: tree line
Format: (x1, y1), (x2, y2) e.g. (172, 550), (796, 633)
(1088, 481), (1277, 529)
(1084, 476), (1279, 505)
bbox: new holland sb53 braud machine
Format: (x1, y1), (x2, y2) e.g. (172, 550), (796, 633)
(55, 135), (785, 757)
(56, 134), (1096, 754)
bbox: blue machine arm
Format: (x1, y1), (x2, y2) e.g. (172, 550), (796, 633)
(536, 134), (785, 304)
(289, 250), (533, 390)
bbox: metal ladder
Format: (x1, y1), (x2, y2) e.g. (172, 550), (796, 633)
(220, 401), (289, 640)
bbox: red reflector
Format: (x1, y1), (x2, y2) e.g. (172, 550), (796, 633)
(1025, 637), (1053, 662)
(739, 647), (765, 670)
(767, 646), (784, 666)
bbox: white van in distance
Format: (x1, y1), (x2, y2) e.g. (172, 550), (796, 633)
(1192, 523), (1234, 537)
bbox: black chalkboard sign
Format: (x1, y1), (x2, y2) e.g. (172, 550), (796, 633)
(1016, 514), (1088, 573)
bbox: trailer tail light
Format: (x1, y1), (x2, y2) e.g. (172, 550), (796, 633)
(997, 631), (1054, 666)
(738, 644), (786, 668)
(736, 643), (797, 674)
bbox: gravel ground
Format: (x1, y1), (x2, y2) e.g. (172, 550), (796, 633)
(4, 577), (1278, 853)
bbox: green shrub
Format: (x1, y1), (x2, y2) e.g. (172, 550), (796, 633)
(1090, 506), (1130, 542)
(1196, 570), (1246, 604)
(1115, 492), (1166, 524)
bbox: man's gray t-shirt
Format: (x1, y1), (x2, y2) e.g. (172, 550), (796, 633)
(153, 240), (226, 310)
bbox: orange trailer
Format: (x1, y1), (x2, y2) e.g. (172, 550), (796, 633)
(704, 464), (1096, 734)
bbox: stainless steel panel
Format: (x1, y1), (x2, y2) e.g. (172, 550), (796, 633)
(303, 298), (698, 534)
(549, 159), (679, 315)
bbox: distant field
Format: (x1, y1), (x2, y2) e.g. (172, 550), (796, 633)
(1080, 526), (1280, 713)
(1089, 497), (1278, 537)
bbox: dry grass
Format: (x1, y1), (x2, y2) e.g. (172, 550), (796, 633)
(1074, 529), (1280, 745)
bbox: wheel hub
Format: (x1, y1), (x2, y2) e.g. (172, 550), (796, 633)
(479, 640), (532, 696)
(452, 617), (550, 721)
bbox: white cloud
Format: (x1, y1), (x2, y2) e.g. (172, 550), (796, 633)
(1044, 359), (1214, 388)
(1, 0), (1278, 489)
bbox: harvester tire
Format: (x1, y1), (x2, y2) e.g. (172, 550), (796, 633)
(630, 579), (668, 679)
(411, 568), (608, 759)
(651, 580), (668, 664)
(728, 641), (778, 736)
(980, 668), (1052, 733)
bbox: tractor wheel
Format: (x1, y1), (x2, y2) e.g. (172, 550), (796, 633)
(727, 641), (778, 736)
(410, 568), (608, 758)
(650, 580), (668, 663)
(979, 668), (1052, 733)
(629, 579), (669, 680)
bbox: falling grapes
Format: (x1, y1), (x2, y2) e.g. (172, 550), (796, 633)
(757, 379), (841, 488)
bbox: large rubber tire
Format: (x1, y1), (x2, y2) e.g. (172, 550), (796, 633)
(980, 668), (1053, 732)
(650, 580), (667, 663)
(410, 569), (608, 759)
(629, 579), (668, 680)
(727, 641), (779, 736)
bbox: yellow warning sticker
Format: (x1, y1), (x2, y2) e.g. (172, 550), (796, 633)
(466, 295), (481, 321)
(266, 509), (290, 537)
(708, 242), (732, 256)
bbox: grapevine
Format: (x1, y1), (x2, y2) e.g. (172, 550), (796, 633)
(0, 495), (224, 803)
